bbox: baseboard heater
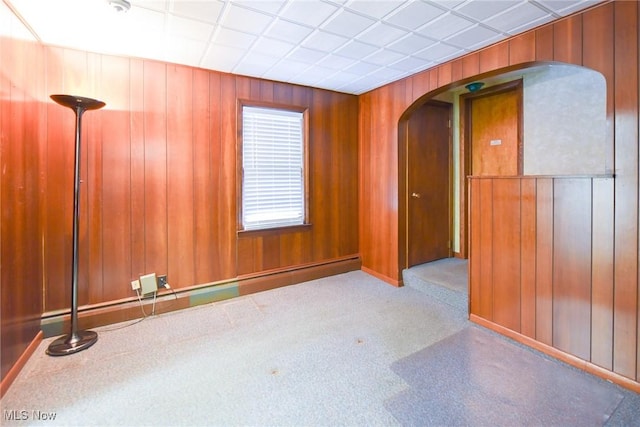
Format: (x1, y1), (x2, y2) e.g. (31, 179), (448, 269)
(41, 255), (361, 338)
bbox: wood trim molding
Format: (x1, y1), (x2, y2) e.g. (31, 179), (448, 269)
(361, 266), (403, 287)
(470, 314), (640, 394)
(1, 331), (43, 398)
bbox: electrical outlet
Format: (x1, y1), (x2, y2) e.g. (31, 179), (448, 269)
(158, 275), (168, 289)
(131, 279), (141, 291)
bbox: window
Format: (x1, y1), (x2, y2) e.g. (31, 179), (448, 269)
(240, 105), (307, 231)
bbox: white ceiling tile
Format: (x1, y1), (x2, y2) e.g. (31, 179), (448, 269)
(415, 42), (462, 61)
(168, 15), (214, 41)
(252, 36), (296, 57)
(281, 0), (339, 27)
(385, 1), (446, 30)
(302, 30), (349, 52)
(137, 0), (169, 13)
(234, 0), (287, 15)
(366, 66), (406, 82)
(387, 33), (437, 55)
(287, 46), (327, 64)
(388, 55), (429, 72)
(345, 0), (407, 19)
(418, 13), (474, 40)
(0, 1), (32, 39)
(445, 24), (502, 49)
(214, 27), (257, 50)
(263, 58), (312, 80)
(345, 60), (381, 75)
(295, 65), (339, 86)
(5, 0), (605, 95)
(356, 22), (408, 48)
(484, 1), (549, 33)
(265, 19), (314, 43)
(170, 0), (224, 23)
(233, 52), (281, 76)
(164, 36), (208, 64)
(425, 0), (466, 10)
(456, 0), (521, 22)
(321, 9), (377, 38)
(200, 43), (245, 71)
(335, 39), (379, 59)
(222, 4), (275, 35)
(318, 71), (364, 88)
(364, 49), (406, 66)
(315, 54), (359, 70)
(538, 0), (601, 16)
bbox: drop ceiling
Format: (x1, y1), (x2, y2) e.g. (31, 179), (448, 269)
(2, 0), (603, 95)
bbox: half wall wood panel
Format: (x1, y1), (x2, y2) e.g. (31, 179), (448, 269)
(469, 177), (607, 363)
(358, 0), (639, 387)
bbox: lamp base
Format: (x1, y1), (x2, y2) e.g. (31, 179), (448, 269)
(46, 330), (98, 356)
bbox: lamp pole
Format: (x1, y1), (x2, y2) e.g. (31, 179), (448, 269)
(47, 95), (105, 356)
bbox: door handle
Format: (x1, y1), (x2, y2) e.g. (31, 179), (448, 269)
(411, 192), (421, 198)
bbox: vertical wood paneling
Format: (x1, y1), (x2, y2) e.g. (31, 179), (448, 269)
(469, 179), (481, 315)
(520, 178), (536, 338)
(613, 0), (639, 380)
(44, 47), (73, 311)
(535, 178), (553, 346)
(437, 62), (452, 87)
(479, 42), (509, 74)
(591, 178), (615, 370)
(553, 14), (582, 64)
(130, 59), (146, 280)
(0, 36), (44, 380)
(535, 25), (554, 61)
(478, 179), (493, 320)
(553, 179), (592, 361)
(100, 56), (130, 302)
(492, 179), (521, 332)
(461, 54), (479, 80)
(143, 60), (168, 277)
(582, 2), (614, 174)
(509, 32), (536, 65)
(167, 65), (195, 287)
(193, 68), (215, 284)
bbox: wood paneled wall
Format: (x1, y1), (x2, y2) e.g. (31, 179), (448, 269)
(359, 0), (639, 386)
(0, 36), (45, 386)
(1, 28), (358, 384)
(35, 49), (358, 314)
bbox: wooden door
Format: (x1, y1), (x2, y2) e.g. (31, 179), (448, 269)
(407, 101), (452, 267)
(469, 81), (522, 176)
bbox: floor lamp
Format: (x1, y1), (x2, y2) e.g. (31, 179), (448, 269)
(47, 94), (105, 356)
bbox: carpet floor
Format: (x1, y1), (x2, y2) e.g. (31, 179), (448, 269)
(1, 270), (638, 426)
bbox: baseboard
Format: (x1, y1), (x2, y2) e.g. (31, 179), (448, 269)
(361, 266), (403, 287)
(41, 256), (361, 338)
(1, 331), (43, 398)
(469, 314), (640, 394)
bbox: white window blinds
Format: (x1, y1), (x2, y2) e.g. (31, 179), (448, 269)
(242, 106), (305, 231)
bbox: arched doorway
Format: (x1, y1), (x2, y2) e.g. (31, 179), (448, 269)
(398, 62), (607, 272)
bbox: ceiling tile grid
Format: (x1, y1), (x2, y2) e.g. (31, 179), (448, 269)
(3, 0), (604, 94)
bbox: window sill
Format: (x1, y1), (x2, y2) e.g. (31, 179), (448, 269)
(237, 223), (312, 238)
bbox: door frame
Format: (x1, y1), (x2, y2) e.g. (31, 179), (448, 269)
(458, 79), (523, 258)
(399, 99), (453, 271)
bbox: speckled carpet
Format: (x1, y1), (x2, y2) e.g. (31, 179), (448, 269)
(1, 270), (638, 426)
